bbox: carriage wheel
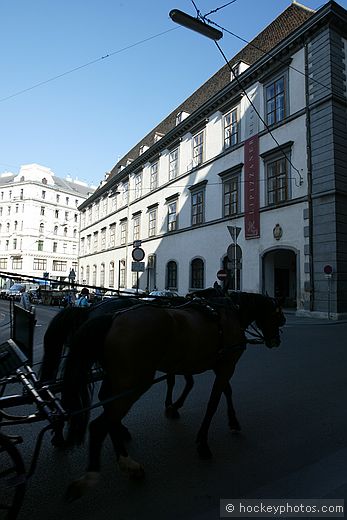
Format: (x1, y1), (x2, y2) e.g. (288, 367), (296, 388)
(0, 432), (26, 520)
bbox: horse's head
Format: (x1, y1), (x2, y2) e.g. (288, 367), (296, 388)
(254, 296), (286, 348)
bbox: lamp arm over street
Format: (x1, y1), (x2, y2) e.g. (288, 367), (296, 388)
(169, 9), (223, 41)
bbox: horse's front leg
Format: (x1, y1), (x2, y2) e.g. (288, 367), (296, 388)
(165, 375), (194, 419)
(196, 377), (226, 459)
(224, 383), (241, 433)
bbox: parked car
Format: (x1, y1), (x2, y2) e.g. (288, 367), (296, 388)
(7, 283), (26, 301)
(143, 290), (179, 301)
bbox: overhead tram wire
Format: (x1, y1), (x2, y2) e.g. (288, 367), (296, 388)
(0, 27), (178, 104)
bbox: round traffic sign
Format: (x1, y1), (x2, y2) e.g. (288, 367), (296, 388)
(216, 269), (228, 281)
(132, 247), (145, 262)
(323, 265), (333, 275)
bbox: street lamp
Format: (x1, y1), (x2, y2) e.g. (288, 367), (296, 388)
(169, 9), (223, 41)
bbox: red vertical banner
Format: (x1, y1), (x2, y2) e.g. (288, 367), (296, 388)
(244, 134), (260, 239)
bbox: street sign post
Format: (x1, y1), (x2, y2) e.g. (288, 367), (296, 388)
(217, 269), (227, 281)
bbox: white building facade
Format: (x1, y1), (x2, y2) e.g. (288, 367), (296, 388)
(0, 164), (95, 285)
(78, 1), (347, 318)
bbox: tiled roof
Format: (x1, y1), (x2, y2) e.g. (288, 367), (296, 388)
(109, 2), (314, 178)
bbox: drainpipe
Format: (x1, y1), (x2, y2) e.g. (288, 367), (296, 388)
(304, 43), (315, 312)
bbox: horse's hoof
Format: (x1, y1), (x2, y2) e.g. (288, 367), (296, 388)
(196, 442), (213, 460)
(165, 406), (180, 419)
(120, 424), (132, 441)
(65, 472), (100, 502)
(118, 455), (145, 480)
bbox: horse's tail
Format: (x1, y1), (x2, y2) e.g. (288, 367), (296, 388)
(62, 314), (115, 445)
(40, 307), (89, 383)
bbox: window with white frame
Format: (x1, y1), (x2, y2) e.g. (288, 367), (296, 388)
(119, 260), (126, 288)
(122, 181), (129, 206)
(12, 258), (22, 270)
(86, 265), (90, 284)
(190, 182), (206, 226)
(86, 235), (91, 253)
(53, 260), (67, 271)
(167, 201), (177, 232)
(109, 262), (115, 287)
(223, 175), (239, 217)
(150, 162), (158, 191)
(92, 265), (97, 286)
(109, 224), (116, 248)
(120, 220), (127, 245)
(100, 263), (105, 287)
(53, 241), (58, 253)
(0, 258), (7, 269)
(169, 148), (179, 180)
(266, 157), (289, 205)
(224, 108), (238, 148)
(190, 258), (204, 289)
(34, 258), (47, 270)
(193, 131), (204, 166)
(134, 173), (142, 199)
(166, 261), (178, 290)
(101, 228), (106, 250)
(93, 231), (98, 251)
(265, 74), (287, 126)
(148, 208), (157, 237)
(133, 214), (141, 242)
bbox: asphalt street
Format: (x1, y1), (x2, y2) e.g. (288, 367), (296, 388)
(0, 301), (346, 520)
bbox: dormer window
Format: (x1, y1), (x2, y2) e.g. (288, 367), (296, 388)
(154, 132), (164, 143)
(139, 145), (149, 155)
(176, 111), (190, 125)
(42, 178), (47, 185)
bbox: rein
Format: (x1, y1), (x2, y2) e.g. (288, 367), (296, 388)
(244, 323), (265, 345)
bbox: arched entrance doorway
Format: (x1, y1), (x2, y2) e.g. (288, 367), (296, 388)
(262, 248), (298, 308)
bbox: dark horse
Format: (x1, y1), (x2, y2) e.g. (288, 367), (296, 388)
(55, 292), (285, 499)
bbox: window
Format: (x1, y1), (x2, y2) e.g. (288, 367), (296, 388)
(150, 162), (158, 191)
(87, 235), (91, 253)
(53, 242), (58, 253)
(13, 239), (17, 249)
(42, 190), (46, 200)
(39, 223), (44, 234)
(223, 176), (239, 217)
(109, 224), (116, 248)
(100, 263), (105, 287)
(166, 261), (178, 290)
(66, 197), (69, 205)
(191, 189), (205, 226)
(133, 215), (140, 241)
(134, 173), (142, 199)
(15, 204), (19, 213)
(12, 258), (22, 270)
(37, 240), (44, 251)
(148, 208), (157, 237)
(14, 221), (18, 231)
(109, 262), (115, 287)
(56, 194), (60, 203)
(0, 208), (2, 216)
(40, 206), (45, 216)
(63, 227), (68, 237)
(86, 265), (90, 284)
(224, 108), (238, 148)
(193, 131), (204, 166)
(190, 258), (204, 289)
(54, 226), (58, 235)
(119, 260), (126, 288)
(266, 157), (288, 205)
(53, 260), (67, 272)
(168, 201), (177, 232)
(20, 189), (23, 200)
(169, 148), (179, 180)
(55, 209), (59, 218)
(120, 221), (127, 245)
(74, 213), (78, 223)
(42, 178), (47, 185)
(122, 181), (129, 206)
(101, 228), (106, 250)
(266, 75), (286, 126)
(33, 258), (47, 270)
(93, 231), (98, 251)
(65, 211), (69, 221)
(0, 258), (7, 269)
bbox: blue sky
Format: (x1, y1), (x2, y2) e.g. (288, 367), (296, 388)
(1, 0), (345, 187)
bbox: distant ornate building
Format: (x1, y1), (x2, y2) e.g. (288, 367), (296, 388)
(0, 164), (94, 285)
(78, 1), (347, 319)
